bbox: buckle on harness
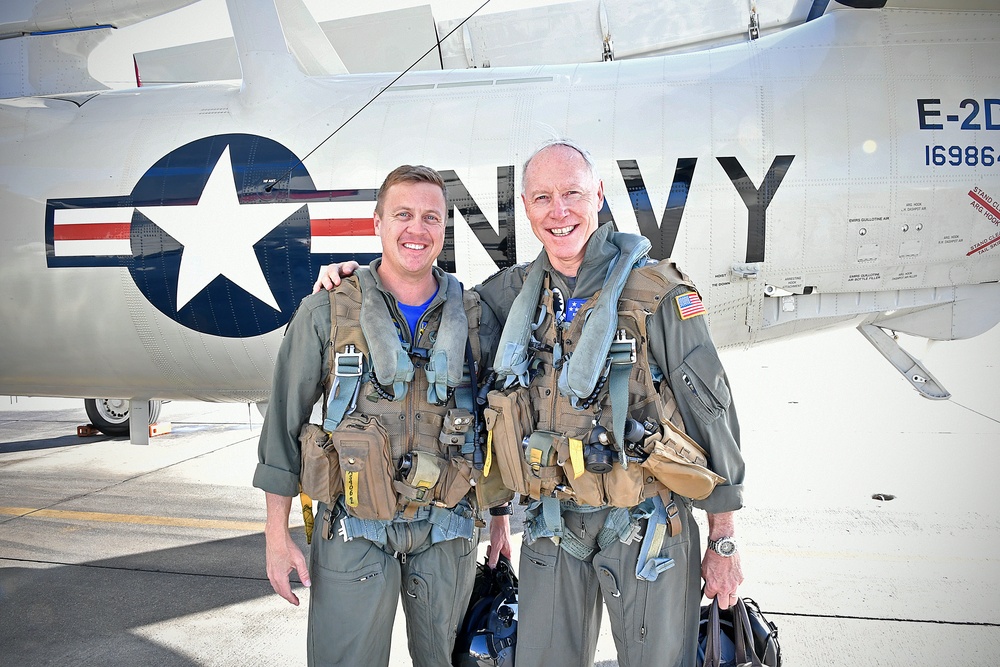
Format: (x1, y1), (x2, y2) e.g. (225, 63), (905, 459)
(335, 345), (364, 377)
(610, 329), (637, 365)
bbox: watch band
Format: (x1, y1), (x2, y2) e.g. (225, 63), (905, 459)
(489, 503), (513, 516)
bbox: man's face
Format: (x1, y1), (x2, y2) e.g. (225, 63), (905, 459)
(374, 181), (446, 283)
(521, 144), (604, 276)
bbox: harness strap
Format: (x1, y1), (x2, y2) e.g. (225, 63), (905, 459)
(428, 504), (476, 542)
(323, 344), (364, 432)
(634, 494), (677, 581)
(335, 500), (476, 548)
(607, 331), (638, 467)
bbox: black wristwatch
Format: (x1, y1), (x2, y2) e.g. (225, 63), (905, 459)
(489, 503), (513, 516)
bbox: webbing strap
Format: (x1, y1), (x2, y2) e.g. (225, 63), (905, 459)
(635, 494), (676, 581)
(338, 513), (390, 546)
(323, 346), (364, 432)
(428, 504), (476, 542)
(541, 496), (562, 538)
(607, 333), (637, 468)
(337, 501), (475, 546)
(596, 506), (635, 549)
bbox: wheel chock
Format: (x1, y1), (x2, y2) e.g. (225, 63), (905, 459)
(148, 421), (172, 437)
(77, 424), (102, 437)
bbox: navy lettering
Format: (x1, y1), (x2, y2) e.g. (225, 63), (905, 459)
(617, 158), (697, 260)
(439, 167), (516, 273)
(717, 155), (795, 264)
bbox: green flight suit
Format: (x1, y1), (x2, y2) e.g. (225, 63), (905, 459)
(475, 222), (745, 667)
(254, 263), (501, 667)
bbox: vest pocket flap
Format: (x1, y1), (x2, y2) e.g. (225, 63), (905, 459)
(483, 406), (501, 431)
(640, 424), (725, 501)
(338, 443), (372, 472)
(436, 457), (477, 508)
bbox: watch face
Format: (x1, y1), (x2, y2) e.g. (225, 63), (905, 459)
(712, 537), (737, 556)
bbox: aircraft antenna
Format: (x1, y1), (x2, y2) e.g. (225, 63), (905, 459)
(265, 0), (494, 192)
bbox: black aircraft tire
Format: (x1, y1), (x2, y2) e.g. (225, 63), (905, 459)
(85, 399), (162, 436)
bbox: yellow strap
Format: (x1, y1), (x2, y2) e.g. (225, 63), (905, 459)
(484, 430), (494, 477)
(299, 490), (314, 544)
(569, 438), (584, 479)
(345, 471), (360, 507)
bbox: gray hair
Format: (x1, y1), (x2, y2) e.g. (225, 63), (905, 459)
(520, 138), (601, 194)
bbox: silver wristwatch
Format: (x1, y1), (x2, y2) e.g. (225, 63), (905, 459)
(707, 536), (738, 557)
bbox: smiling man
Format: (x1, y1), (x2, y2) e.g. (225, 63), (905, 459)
(472, 139), (746, 667)
(254, 165), (511, 667)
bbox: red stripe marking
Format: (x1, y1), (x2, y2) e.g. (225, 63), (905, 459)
(53, 223), (131, 241)
(310, 218), (375, 236)
(967, 234), (1000, 256)
(969, 190), (1000, 222)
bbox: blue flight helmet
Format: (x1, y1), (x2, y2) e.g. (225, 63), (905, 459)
(452, 554), (518, 667)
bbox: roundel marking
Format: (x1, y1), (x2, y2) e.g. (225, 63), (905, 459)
(126, 134), (317, 338)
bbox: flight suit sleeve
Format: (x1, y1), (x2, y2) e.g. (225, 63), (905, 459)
(648, 284), (745, 515)
(252, 291), (332, 498)
(473, 264), (528, 328)
(476, 294), (502, 372)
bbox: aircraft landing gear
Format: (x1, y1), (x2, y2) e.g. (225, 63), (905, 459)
(84, 398), (162, 436)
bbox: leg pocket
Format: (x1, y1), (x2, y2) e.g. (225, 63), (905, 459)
(308, 535), (398, 667)
(517, 541), (559, 650)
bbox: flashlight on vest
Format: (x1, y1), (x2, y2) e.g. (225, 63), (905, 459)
(583, 425), (615, 474)
(623, 418), (656, 461)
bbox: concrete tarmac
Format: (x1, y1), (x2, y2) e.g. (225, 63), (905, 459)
(2, 324), (999, 666)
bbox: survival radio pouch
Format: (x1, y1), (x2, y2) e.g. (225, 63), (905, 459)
(640, 419), (725, 500)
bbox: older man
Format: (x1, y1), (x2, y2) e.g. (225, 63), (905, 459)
(256, 164), (511, 667)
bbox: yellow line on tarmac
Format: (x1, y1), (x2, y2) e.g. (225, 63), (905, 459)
(0, 506), (264, 532)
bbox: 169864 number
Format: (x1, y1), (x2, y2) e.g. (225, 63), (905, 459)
(924, 145), (996, 167)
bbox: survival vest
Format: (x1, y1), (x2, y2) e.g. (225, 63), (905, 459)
(484, 255), (724, 510)
(299, 264), (486, 522)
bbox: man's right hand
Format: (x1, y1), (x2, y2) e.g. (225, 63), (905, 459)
(264, 492), (311, 605)
(313, 261), (361, 293)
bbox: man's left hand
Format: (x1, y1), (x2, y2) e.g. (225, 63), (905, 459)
(487, 514), (512, 568)
(702, 549), (743, 610)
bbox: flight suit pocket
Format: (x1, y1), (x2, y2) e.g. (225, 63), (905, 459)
(332, 414), (396, 521)
(673, 345), (732, 423)
(299, 423), (342, 504)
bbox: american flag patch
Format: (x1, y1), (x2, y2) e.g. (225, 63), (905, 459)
(565, 298), (587, 322)
(675, 292), (706, 320)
